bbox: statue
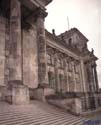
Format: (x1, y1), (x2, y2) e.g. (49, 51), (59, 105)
(91, 48), (94, 54)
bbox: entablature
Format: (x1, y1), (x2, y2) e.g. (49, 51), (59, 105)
(47, 39), (80, 61)
(46, 44), (81, 66)
(0, 0), (48, 27)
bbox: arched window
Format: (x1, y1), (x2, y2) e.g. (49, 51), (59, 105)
(47, 54), (54, 65)
(58, 58), (64, 68)
(48, 72), (55, 88)
(68, 38), (72, 46)
(59, 74), (64, 92)
(68, 63), (72, 72)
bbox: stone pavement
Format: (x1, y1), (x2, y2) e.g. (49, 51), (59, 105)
(0, 100), (88, 125)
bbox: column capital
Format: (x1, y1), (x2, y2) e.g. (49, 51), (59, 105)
(66, 56), (73, 62)
(35, 7), (48, 19)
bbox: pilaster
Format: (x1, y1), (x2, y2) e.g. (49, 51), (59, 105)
(9, 0), (22, 81)
(7, 0), (29, 104)
(80, 60), (86, 92)
(54, 53), (59, 92)
(63, 58), (68, 92)
(36, 8), (48, 87)
(93, 63), (99, 92)
(72, 60), (77, 92)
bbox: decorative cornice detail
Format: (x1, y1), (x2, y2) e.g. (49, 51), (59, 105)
(35, 7), (48, 18)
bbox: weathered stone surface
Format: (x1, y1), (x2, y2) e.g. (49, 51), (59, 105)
(0, 16), (6, 86)
(48, 97), (82, 115)
(0, 100), (87, 125)
(72, 98), (82, 115)
(23, 27), (38, 88)
(36, 8), (48, 86)
(9, 0), (22, 81)
(33, 88), (55, 102)
(0, 0), (99, 113)
(12, 84), (29, 105)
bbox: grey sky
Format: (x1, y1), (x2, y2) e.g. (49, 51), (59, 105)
(45, 0), (101, 87)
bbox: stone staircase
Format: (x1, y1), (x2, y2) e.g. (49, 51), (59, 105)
(0, 100), (88, 125)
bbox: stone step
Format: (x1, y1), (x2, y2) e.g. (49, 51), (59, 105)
(0, 101), (88, 125)
(40, 117), (85, 125)
(0, 111), (74, 124)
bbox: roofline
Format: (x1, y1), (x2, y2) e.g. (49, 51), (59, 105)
(45, 0), (53, 5)
(58, 28), (89, 42)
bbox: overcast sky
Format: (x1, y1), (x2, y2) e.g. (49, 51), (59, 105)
(45, 0), (101, 87)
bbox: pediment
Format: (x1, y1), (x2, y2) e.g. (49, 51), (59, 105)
(71, 28), (88, 42)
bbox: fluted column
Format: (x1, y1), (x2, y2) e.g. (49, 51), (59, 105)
(7, 0), (29, 104)
(9, 0), (22, 82)
(64, 58), (68, 92)
(54, 53), (59, 92)
(72, 60), (77, 92)
(80, 60), (86, 92)
(93, 64), (99, 92)
(36, 8), (48, 87)
(88, 63), (95, 92)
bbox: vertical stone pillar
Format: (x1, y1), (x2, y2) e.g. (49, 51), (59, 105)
(93, 64), (99, 91)
(36, 8), (48, 87)
(80, 60), (89, 109)
(88, 63), (95, 92)
(66, 57), (70, 92)
(54, 53), (59, 92)
(8, 0), (29, 104)
(77, 62), (83, 92)
(64, 58), (68, 92)
(9, 0), (22, 81)
(80, 60), (86, 92)
(86, 62), (98, 108)
(72, 60), (77, 92)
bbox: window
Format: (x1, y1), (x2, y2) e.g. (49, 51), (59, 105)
(68, 63), (72, 72)
(68, 76), (73, 84)
(74, 65), (79, 73)
(47, 54), (54, 65)
(48, 72), (55, 88)
(47, 54), (51, 64)
(58, 58), (64, 68)
(59, 74), (64, 92)
(75, 77), (80, 84)
(68, 38), (72, 46)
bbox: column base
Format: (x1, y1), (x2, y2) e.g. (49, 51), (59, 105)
(6, 80), (29, 105)
(33, 86), (55, 102)
(72, 98), (82, 115)
(0, 85), (6, 101)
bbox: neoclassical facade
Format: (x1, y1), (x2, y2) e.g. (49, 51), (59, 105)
(0, 0), (100, 113)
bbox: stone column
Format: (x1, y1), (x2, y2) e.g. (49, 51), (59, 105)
(91, 63), (99, 108)
(72, 60), (77, 92)
(80, 60), (86, 92)
(36, 8), (48, 87)
(93, 64), (99, 92)
(54, 53), (59, 92)
(86, 62), (98, 108)
(9, 0), (22, 81)
(66, 57), (70, 92)
(88, 63), (95, 92)
(8, 0), (29, 104)
(64, 58), (68, 92)
(78, 64), (83, 92)
(80, 60), (89, 109)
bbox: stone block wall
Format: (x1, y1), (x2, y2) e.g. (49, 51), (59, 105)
(22, 26), (38, 89)
(48, 98), (82, 115)
(0, 16), (6, 86)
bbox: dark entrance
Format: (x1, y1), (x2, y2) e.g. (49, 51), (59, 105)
(89, 96), (96, 110)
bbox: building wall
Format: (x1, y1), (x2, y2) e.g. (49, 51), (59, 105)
(0, 16), (6, 86)
(22, 25), (38, 89)
(46, 36), (83, 93)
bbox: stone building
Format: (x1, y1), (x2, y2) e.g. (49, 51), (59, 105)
(0, 0), (100, 114)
